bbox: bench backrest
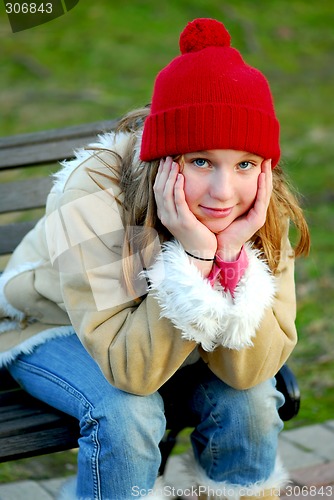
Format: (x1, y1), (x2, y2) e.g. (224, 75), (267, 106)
(0, 120), (118, 262)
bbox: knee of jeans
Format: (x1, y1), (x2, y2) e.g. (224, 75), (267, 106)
(207, 378), (284, 437)
(87, 388), (166, 445)
(244, 378), (284, 435)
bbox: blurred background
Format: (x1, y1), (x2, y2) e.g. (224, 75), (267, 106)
(0, 0), (333, 482)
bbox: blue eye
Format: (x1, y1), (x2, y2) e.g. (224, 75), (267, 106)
(193, 158), (208, 168)
(238, 161), (253, 170)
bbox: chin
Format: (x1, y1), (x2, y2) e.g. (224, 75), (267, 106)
(205, 220), (233, 234)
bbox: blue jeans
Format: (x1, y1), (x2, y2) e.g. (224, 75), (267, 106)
(8, 331), (284, 499)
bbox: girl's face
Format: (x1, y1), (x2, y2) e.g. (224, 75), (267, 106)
(181, 149), (264, 234)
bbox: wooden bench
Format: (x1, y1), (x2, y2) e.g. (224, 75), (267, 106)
(0, 121), (301, 469)
(0, 120), (118, 463)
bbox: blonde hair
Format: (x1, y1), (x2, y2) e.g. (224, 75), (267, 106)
(92, 107), (310, 296)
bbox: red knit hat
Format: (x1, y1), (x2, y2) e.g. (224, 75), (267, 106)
(140, 18), (280, 167)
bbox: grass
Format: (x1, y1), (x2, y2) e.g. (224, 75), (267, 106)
(0, 450), (78, 483)
(0, 0), (333, 482)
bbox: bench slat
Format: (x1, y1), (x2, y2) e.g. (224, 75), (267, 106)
(0, 424), (79, 462)
(0, 405), (74, 435)
(0, 177), (53, 214)
(0, 378), (79, 461)
(0, 120), (118, 169)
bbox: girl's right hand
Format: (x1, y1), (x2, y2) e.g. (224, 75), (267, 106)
(154, 157), (217, 261)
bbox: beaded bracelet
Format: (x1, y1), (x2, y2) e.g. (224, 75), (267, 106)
(185, 250), (216, 262)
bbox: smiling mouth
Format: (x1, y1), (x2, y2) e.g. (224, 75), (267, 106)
(200, 206), (233, 218)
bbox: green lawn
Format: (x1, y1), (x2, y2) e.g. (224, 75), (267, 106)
(0, 0), (333, 482)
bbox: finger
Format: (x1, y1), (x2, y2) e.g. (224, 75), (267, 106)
(173, 173), (188, 217)
(155, 160), (179, 225)
(248, 165), (268, 220)
(249, 160), (272, 227)
(154, 158), (175, 213)
(153, 159), (163, 195)
(154, 157), (172, 194)
(162, 161), (179, 213)
(257, 160), (271, 203)
(154, 159), (173, 221)
(256, 170), (266, 204)
(263, 159), (273, 207)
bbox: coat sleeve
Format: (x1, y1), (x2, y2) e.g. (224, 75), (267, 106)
(201, 233), (298, 389)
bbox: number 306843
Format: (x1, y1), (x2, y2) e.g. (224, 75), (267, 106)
(5, 3), (53, 14)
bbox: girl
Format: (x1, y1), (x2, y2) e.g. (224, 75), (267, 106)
(0, 18), (309, 500)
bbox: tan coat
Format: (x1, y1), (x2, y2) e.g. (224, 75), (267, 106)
(0, 132), (297, 395)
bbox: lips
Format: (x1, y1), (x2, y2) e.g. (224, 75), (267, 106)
(200, 206), (233, 218)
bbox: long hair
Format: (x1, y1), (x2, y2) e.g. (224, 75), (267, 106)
(92, 107), (310, 296)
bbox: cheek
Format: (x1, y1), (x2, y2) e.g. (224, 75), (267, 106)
(240, 178), (258, 207)
(183, 176), (201, 208)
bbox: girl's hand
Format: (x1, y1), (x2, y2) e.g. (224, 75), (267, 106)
(216, 159), (273, 261)
(154, 157), (217, 260)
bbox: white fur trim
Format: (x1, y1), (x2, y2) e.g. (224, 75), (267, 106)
(163, 454), (197, 498)
(179, 449), (288, 500)
(0, 325), (75, 368)
(0, 261), (42, 322)
(145, 240), (276, 352)
(52, 131), (130, 193)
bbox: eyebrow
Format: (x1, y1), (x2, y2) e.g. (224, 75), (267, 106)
(238, 152), (262, 160)
(185, 150), (211, 156)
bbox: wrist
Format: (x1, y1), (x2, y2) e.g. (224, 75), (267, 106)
(182, 241), (217, 261)
(184, 250), (215, 261)
(216, 246), (242, 263)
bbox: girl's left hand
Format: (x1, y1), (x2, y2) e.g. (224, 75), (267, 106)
(216, 159), (273, 261)
(154, 157), (218, 259)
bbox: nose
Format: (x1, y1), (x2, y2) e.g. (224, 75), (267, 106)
(209, 168), (234, 201)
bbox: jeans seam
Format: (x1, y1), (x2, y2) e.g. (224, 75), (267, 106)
(86, 407), (101, 500)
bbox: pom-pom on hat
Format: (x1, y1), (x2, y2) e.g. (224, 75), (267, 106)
(140, 18), (280, 167)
